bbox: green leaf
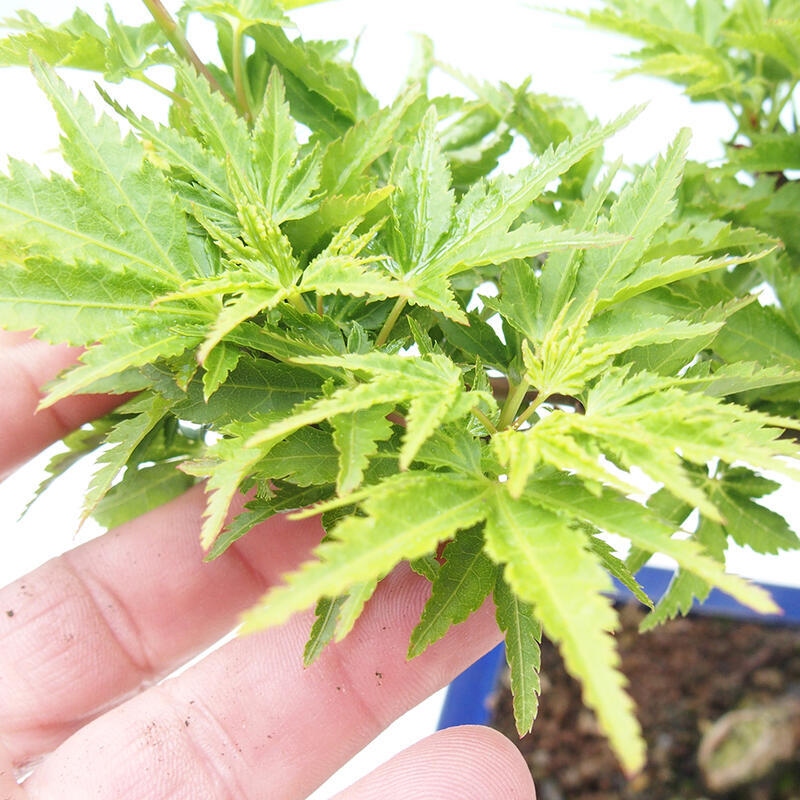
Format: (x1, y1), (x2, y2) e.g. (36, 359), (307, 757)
(408, 525), (496, 657)
(302, 577), (380, 662)
(202, 341), (241, 400)
(588, 535), (653, 610)
(573, 128), (691, 306)
(31, 60), (195, 283)
(0, 256), (193, 347)
(320, 88), (419, 199)
(174, 62), (252, 190)
(299, 219), (403, 302)
(304, 595), (346, 666)
(290, 187), (394, 253)
(447, 222), (625, 273)
(101, 7), (170, 83)
(331, 405), (394, 495)
(442, 98), (515, 188)
(0, 9), (108, 71)
(438, 311), (510, 370)
(204, 483), (334, 560)
(707, 475), (800, 555)
(480, 260), (541, 344)
(332, 579), (379, 642)
(518, 293), (720, 406)
(96, 86), (232, 206)
(42, 319), (205, 408)
(251, 67), (321, 223)
(187, 0), (290, 32)
(168, 354), (323, 426)
(287, 90), (418, 248)
(598, 251), (772, 310)
(246, 351), (487, 471)
(493, 571), (541, 737)
(256, 427), (340, 487)
(640, 516), (728, 631)
(239, 472), (491, 632)
(81, 392), (175, 521)
(727, 133), (800, 174)
(644, 218), (779, 261)
(408, 554), (441, 582)
(537, 161), (621, 333)
(423, 108), (641, 279)
(522, 472), (781, 616)
(23, 417), (115, 516)
(682, 360), (800, 397)
(525, 368), (800, 519)
(93, 460), (194, 530)
(385, 107), (455, 272)
(197, 285), (288, 365)
(484, 488), (645, 776)
(713, 302), (800, 373)
(725, 22), (800, 80)
(225, 312), (345, 364)
(194, 425), (274, 549)
(250, 25), (378, 124)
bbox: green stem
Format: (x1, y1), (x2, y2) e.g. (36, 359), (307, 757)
(142, 0), (230, 100)
(471, 406), (498, 436)
(767, 81), (798, 132)
(375, 297), (407, 348)
(512, 391), (547, 430)
(287, 292), (308, 313)
(497, 379), (530, 430)
(232, 26), (253, 123)
(136, 72), (187, 106)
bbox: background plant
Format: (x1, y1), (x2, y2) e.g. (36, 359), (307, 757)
(0, 0), (798, 776)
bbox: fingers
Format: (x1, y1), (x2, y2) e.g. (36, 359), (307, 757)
(0, 333), (518, 799)
(0, 738), (27, 800)
(21, 567), (503, 800)
(335, 726), (535, 800)
(0, 484), (324, 765)
(0, 331), (123, 479)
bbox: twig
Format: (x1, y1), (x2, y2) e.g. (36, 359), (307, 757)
(142, 0), (230, 100)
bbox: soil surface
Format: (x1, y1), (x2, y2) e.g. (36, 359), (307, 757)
(490, 602), (800, 800)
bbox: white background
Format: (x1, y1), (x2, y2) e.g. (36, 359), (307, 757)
(1, 1), (798, 797)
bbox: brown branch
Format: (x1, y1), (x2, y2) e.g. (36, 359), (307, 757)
(142, 0), (230, 101)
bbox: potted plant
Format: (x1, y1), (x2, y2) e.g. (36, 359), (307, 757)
(442, 2), (800, 794)
(0, 0), (798, 781)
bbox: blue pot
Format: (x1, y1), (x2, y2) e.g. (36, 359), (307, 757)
(438, 566), (800, 729)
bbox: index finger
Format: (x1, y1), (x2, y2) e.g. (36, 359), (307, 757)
(0, 331), (124, 479)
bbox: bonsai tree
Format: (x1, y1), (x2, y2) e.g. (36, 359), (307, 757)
(1, 0), (798, 776)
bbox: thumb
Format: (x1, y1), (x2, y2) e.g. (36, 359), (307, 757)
(334, 725), (535, 800)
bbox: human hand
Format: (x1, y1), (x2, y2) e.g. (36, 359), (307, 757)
(0, 332), (535, 800)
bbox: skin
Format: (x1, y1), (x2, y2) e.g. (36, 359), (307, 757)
(0, 331), (536, 800)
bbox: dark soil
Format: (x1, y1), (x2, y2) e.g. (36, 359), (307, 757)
(489, 602), (800, 800)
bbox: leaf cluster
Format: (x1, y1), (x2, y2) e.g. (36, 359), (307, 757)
(575, 0), (800, 419)
(1, 0), (799, 776)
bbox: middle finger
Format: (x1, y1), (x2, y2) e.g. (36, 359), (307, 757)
(0, 484), (324, 765)
(23, 566), (501, 800)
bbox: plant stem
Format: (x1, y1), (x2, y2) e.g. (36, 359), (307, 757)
(232, 26), (253, 123)
(375, 297), (407, 348)
(767, 81), (798, 132)
(512, 391), (546, 430)
(142, 0), (229, 99)
(137, 72), (187, 106)
(471, 406), (498, 435)
(287, 292), (308, 313)
(497, 379), (530, 430)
